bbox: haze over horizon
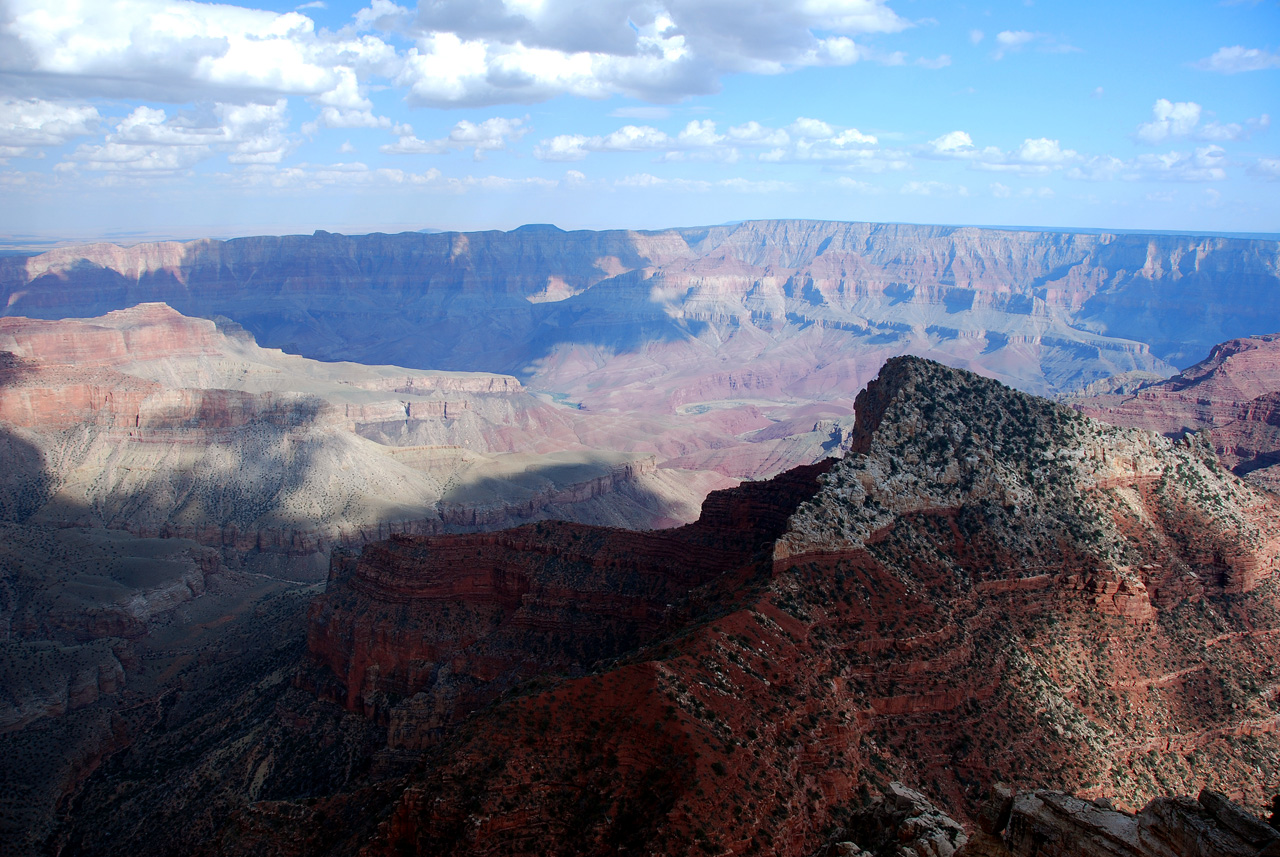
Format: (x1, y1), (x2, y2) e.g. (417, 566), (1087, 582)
(1, 0), (1277, 242)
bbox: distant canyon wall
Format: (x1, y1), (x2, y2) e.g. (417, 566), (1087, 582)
(4, 221), (1279, 394)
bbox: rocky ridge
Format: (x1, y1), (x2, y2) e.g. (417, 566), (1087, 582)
(1068, 332), (1280, 492)
(302, 460), (832, 747)
(55, 356), (1280, 857)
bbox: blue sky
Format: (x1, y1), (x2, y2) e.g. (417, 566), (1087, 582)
(1, 0), (1277, 241)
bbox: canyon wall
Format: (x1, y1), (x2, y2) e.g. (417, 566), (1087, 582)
(4, 222), (1278, 404)
(1068, 332), (1280, 491)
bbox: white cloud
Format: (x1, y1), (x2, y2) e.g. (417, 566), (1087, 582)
(992, 30), (1035, 59)
(969, 29), (984, 45)
(727, 121), (790, 147)
(0, 0), (393, 110)
(533, 134), (591, 161)
(228, 162), (558, 193)
(1011, 137), (1074, 164)
(1068, 146), (1229, 183)
(1067, 155), (1127, 182)
(921, 130), (1075, 174)
(614, 172), (795, 193)
(1135, 99), (1202, 143)
(1135, 98), (1264, 144)
(1248, 158), (1280, 180)
(835, 176), (879, 192)
(991, 29), (1076, 60)
(0, 0), (929, 127)
(1133, 146), (1227, 182)
(533, 119), (741, 161)
(0, 98), (100, 157)
(928, 130), (976, 154)
(916, 55), (951, 69)
(382, 116), (529, 158)
(60, 99), (293, 172)
(391, 0), (911, 106)
(1194, 46), (1280, 73)
(354, 0), (414, 31)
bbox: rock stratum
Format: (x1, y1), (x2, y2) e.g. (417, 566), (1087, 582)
(50, 357), (1280, 857)
(2, 303), (827, 577)
(1068, 332), (1280, 492)
(6, 221), (1280, 416)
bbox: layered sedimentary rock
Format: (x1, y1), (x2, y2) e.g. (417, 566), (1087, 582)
(303, 460), (832, 746)
(1069, 333), (1280, 491)
(6, 221), (1278, 411)
(242, 357), (1279, 857)
(988, 787), (1280, 857)
(0, 305), (785, 574)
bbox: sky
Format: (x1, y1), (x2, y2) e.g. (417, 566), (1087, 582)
(0, 0), (1277, 242)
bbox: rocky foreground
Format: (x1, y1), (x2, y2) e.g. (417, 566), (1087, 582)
(42, 356), (1279, 857)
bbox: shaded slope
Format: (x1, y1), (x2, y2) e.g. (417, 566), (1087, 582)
(67, 357), (1280, 857)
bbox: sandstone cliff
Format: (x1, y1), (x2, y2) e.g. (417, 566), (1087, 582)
(302, 460), (831, 747)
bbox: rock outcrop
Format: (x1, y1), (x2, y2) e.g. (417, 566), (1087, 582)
(988, 787), (1280, 857)
(1069, 333), (1280, 491)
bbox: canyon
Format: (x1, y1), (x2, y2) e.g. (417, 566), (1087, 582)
(44, 357), (1280, 857)
(4, 220), (1280, 855)
(5, 221), (1280, 411)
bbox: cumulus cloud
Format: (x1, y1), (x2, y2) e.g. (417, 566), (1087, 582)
(59, 100), (292, 172)
(0, 98), (100, 158)
(1134, 99), (1268, 144)
(0, 0), (393, 110)
(532, 115), (892, 169)
(1194, 46), (1280, 73)
(532, 120), (732, 161)
(382, 116), (529, 158)
(0, 0), (933, 128)
(391, 0), (913, 106)
(920, 130), (1076, 174)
